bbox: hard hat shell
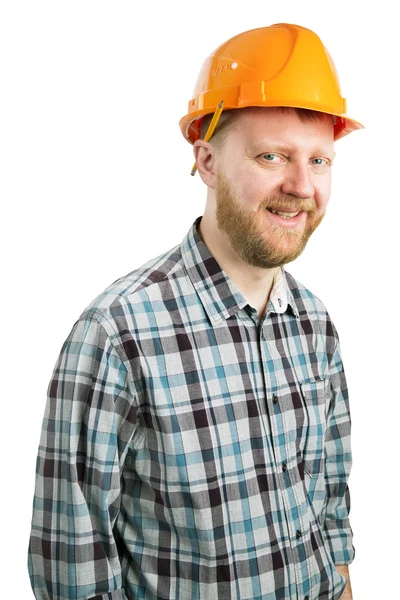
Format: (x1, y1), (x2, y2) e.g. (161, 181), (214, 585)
(179, 23), (364, 144)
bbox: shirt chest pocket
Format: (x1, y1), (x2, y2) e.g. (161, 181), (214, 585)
(299, 377), (331, 478)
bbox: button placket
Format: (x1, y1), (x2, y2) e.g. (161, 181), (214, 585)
(260, 337), (312, 595)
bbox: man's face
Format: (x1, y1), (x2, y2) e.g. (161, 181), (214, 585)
(213, 107), (335, 269)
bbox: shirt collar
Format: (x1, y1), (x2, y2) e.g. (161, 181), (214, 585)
(180, 215), (300, 324)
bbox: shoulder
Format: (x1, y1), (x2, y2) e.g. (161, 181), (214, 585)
(76, 240), (185, 327)
(283, 268), (330, 316)
(283, 268), (339, 348)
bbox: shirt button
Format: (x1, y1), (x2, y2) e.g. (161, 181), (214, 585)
(282, 462), (287, 472)
(296, 529), (301, 540)
(272, 394), (278, 404)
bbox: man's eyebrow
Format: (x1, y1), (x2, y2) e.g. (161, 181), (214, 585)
(251, 142), (336, 159)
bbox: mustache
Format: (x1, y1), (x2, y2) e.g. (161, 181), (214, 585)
(263, 198), (315, 212)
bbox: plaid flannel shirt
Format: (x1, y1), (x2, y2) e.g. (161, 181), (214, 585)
(27, 215), (355, 600)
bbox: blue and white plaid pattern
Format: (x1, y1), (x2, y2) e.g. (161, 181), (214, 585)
(27, 215), (355, 600)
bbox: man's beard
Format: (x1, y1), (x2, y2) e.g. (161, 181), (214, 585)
(214, 171), (325, 269)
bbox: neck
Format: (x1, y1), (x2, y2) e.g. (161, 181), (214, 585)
(198, 214), (277, 311)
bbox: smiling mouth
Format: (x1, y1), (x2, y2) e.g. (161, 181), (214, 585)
(265, 208), (303, 219)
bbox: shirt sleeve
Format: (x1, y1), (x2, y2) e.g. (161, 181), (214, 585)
(323, 321), (356, 565)
(27, 312), (139, 600)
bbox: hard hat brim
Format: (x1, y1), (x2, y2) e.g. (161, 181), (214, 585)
(179, 102), (364, 145)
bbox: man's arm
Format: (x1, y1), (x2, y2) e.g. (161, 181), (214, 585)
(27, 313), (138, 599)
(324, 320), (356, 595)
(335, 564), (352, 599)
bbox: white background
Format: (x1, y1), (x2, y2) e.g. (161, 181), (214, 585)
(1, 1), (397, 598)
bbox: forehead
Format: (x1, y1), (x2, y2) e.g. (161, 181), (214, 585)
(230, 107), (334, 153)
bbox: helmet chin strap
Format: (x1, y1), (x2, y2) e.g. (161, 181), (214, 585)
(191, 100), (224, 176)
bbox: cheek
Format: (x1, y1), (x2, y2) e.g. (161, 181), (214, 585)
(314, 177), (331, 210)
(239, 172), (277, 206)
(223, 160), (280, 207)
(226, 173), (261, 207)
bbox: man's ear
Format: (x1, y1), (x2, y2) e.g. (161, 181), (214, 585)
(193, 140), (217, 188)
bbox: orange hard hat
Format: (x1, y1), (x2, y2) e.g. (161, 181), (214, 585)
(179, 23), (364, 145)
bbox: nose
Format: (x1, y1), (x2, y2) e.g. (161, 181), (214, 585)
(280, 162), (315, 199)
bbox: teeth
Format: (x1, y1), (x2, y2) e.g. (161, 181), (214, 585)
(268, 209), (300, 218)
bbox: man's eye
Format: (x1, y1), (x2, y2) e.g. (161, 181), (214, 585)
(311, 158), (327, 166)
(261, 154), (280, 162)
